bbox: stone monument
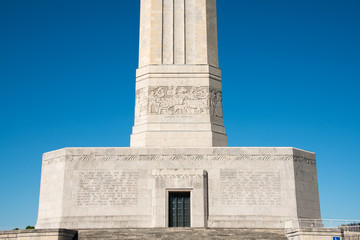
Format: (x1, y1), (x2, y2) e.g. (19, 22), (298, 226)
(131, 0), (226, 147)
(36, 0), (321, 230)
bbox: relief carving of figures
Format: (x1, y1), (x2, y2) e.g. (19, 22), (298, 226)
(210, 89), (223, 118)
(135, 86), (223, 117)
(149, 86), (210, 115)
(135, 88), (148, 118)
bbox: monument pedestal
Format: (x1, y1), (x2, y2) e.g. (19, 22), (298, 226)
(36, 147), (321, 229)
(0, 229), (77, 240)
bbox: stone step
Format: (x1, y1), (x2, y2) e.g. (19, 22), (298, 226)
(77, 228), (288, 240)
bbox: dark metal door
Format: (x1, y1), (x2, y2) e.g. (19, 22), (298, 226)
(169, 192), (190, 227)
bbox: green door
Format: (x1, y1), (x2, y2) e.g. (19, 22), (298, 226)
(169, 192), (190, 227)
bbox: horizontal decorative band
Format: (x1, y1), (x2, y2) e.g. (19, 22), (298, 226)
(43, 155), (316, 165)
(135, 86), (223, 117)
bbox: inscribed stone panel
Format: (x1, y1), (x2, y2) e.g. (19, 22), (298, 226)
(76, 170), (139, 207)
(220, 169), (281, 206)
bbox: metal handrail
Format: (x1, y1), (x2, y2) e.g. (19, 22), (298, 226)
(285, 219), (360, 232)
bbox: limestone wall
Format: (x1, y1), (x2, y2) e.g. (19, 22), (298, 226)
(36, 147), (320, 229)
(138, 0), (218, 67)
(131, 65), (227, 147)
(345, 232), (360, 240)
(293, 149), (321, 220)
(0, 229), (76, 240)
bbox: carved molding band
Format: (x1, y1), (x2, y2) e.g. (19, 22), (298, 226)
(152, 169), (205, 180)
(43, 154), (316, 165)
(135, 86), (223, 117)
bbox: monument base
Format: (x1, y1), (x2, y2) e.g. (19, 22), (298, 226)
(285, 228), (343, 240)
(0, 229), (77, 240)
(36, 147), (321, 229)
(1, 228), (289, 240)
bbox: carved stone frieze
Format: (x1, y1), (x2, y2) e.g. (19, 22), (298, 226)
(153, 174), (203, 180)
(135, 86), (223, 117)
(152, 169), (205, 180)
(44, 154), (316, 165)
(293, 156), (317, 165)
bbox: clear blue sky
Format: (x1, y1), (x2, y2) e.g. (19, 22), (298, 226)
(0, 0), (359, 230)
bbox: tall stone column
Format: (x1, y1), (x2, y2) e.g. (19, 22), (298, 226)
(131, 0), (227, 147)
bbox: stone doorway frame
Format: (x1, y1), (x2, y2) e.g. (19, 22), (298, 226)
(167, 189), (192, 227)
(152, 169), (208, 228)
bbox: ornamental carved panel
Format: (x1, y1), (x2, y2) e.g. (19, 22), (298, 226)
(135, 86), (223, 118)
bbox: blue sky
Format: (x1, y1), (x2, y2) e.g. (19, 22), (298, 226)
(0, 0), (359, 230)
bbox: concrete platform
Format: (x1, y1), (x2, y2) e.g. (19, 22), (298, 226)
(0, 228), (288, 240)
(77, 228), (288, 240)
(0, 229), (77, 240)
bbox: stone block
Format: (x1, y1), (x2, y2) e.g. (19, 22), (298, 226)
(0, 229), (77, 240)
(286, 228), (343, 240)
(36, 147), (320, 229)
